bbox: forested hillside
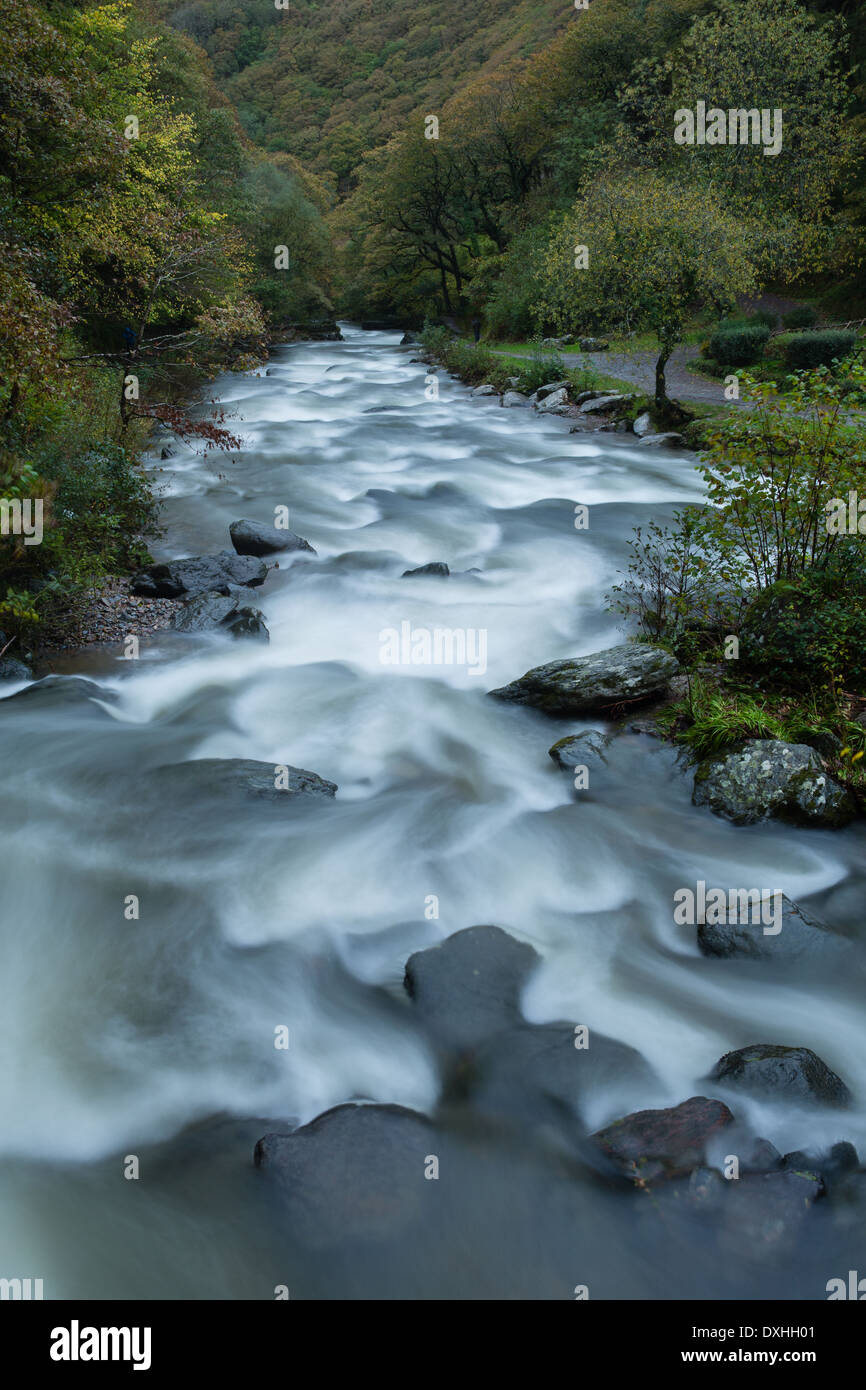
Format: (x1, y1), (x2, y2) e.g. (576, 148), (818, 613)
(0, 0), (333, 636)
(334, 0), (866, 324)
(155, 0), (569, 187)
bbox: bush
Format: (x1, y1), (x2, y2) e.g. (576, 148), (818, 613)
(708, 324), (770, 366)
(779, 330), (857, 369)
(747, 308), (778, 330)
(739, 545), (866, 693)
(782, 306), (818, 331)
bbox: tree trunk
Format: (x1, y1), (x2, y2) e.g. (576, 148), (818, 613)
(654, 345), (672, 413)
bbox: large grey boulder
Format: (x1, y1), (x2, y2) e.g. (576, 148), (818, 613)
(501, 391), (531, 408)
(489, 643), (679, 716)
(693, 740), (855, 828)
(708, 1044), (851, 1106)
(535, 380), (570, 400)
(170, 590), (269, 642)
(229, 519), (316, 557)
(471, 384), (498, 397)
(131, 552), (267, 598)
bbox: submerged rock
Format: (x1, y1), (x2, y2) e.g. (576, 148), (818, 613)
(637, 432), (684, 448)
(697, 894), (854, 964)
(255, 1103), (434, 1247)
(229, 519), (316, 558)
(131, 552), (267, 598)
(151, 757), (336, 802)
(489, 643), (679, 716)
(548, 729), (611, 772)
(590, 1096), (735, 1183)
(402, 562), (450, 578)
(1, 675), (116, 707)
(171, 590), (269, 641)
(693, 739), (855, 828)
(708, 1044), (851, 1106)
(404, 924), (539, 1049)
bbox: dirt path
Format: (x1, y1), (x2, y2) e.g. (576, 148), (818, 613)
(489, 343), (739, 409)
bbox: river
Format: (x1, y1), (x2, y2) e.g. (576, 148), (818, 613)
(1, 324), (864, 1299)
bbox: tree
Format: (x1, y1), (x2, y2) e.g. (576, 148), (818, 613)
(535, 168), (758, 414)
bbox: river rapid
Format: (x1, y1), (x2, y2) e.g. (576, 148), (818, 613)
(1, 325), (864, 1299)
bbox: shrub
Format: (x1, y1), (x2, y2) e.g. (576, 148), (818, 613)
(780, 329), (857, 369)
(782, 305), (818, 331)
(739, 544), (866, 693)
(708, 324), (770, 366)
(747, 308), (778, 330)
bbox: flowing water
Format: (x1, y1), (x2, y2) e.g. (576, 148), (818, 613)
(1, 325), (864, 1299)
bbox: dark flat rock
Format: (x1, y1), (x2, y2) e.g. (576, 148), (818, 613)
(229, 519), (315, 558)
(590, 1096), (735, 1183)
(131, 553), (268, 598)
(404, 925), (540, 1049)
(708, 1044), (851, 1106)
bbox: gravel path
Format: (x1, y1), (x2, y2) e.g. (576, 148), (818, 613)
(491, 344), (740, 409)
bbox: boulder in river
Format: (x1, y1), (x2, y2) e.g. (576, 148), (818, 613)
(590, 1096), (735, 1183)
(471, 384), (498, 397)
(637, 432), (685, 448)
(548, 729), (611, 773)
(0, 655), (33, 682)
(489, 642), (680, 716)
(255, 1103), (434, 1247)
(697, 894), (855, 965)
(692, 739), (855, 828)
(1, 674), (116, 708)
(501, 391), (531, 408)
(170, 590), (269, 642)
(131, 552), (267, 598)
(151, 757), (337, 802)
(229, 519), (316, 558)
(708, 1044), (851, 1106)
(402, 562), (450, 578)
(404, 924), (539, 1050)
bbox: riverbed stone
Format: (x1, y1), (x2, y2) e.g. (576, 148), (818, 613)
(708, 1044), (851, 1106)
(637, 432), (685, 448)
(229, 519), (316, 557)
(404, 924), (540, 1049)
(0, 656), (33, 681)
(151, 757), (336, 802)
(590, 1096), (735, 1182)
(579, 393), (632, 414)
(402, 562), (450, 578)
(697, 894), (854, 964)
(535, 388), (570, 413)
(254, 1103), (434, 1247)
(170, 590), (269, 641)
(471, 384), (498, 397)
(692, 739), (855, 827)
(501, 391), (531, 408)
(131, 552), (267, 598)
(548, 729), (611, 773)
(489, 643), (680, 716)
